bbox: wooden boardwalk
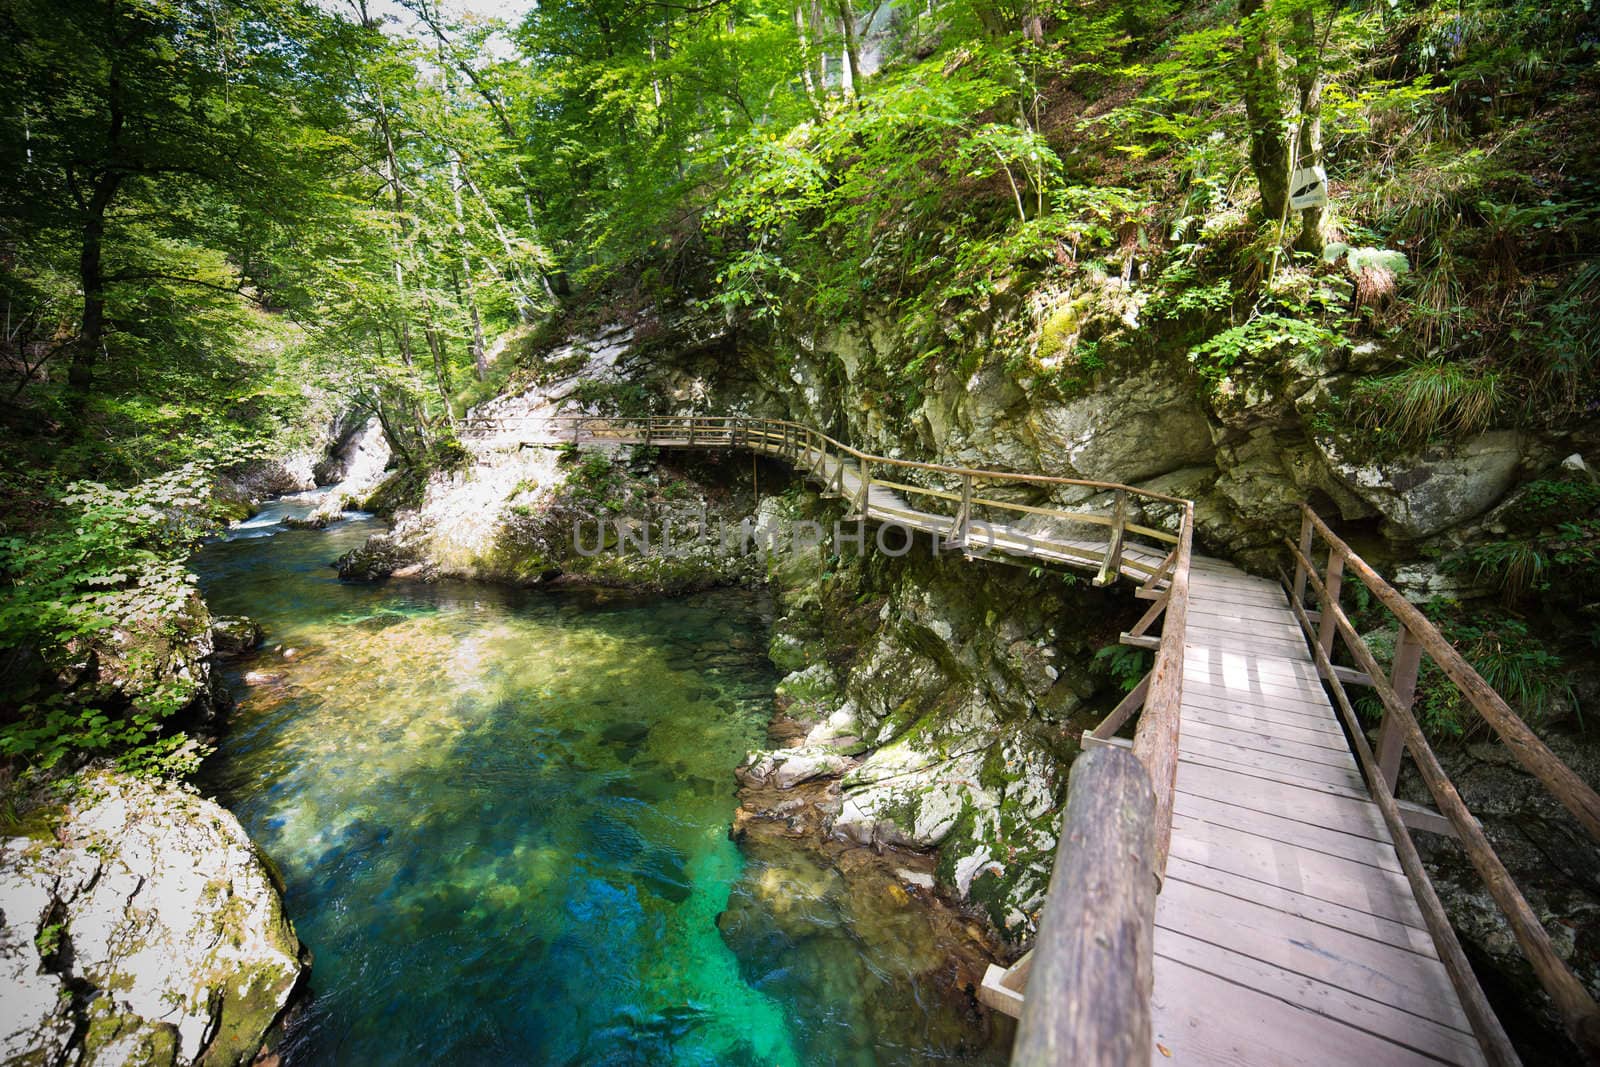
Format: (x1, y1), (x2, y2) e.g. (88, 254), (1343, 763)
(1154, 563), (1483, 1065)
(468, 413), (1600, 1064)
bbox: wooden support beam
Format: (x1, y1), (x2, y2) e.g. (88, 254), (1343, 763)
(1089, 672), (1151, 743)
(1127, 590), (1170, 639)
(1118, 633), (1160, 652)
(1397, 798), (1458, 839)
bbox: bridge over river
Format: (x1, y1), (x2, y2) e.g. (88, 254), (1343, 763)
(468, 413), (1600, 1066)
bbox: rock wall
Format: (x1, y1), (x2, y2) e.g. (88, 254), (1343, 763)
(0, 772), (304, 1066)
(730, 494), (1136, 939)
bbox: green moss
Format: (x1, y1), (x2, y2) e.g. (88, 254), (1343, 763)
(81, 1000), (179, 1067)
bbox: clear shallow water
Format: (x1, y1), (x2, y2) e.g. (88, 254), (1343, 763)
(192, 499), (1008, 1066)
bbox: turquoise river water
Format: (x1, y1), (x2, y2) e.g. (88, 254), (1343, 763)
(192, 492), (1010, 1066)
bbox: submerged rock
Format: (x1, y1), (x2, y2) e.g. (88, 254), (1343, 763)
(0, 772), (305, 1066)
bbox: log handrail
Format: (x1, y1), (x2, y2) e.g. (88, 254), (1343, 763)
(1288, 504), (1600, 1059)
(1294, 505), (1600, 842)
(1012, 745), (1158, 1066)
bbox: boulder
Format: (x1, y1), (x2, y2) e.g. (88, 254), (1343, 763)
(209, 616), (261, 656)
(1317, 431), (1526, 539)
(334, 533), (421, 582)
(1022, 371), (1215, 484)
(0, 772), (304, 1066)
(740, 746), (858, 790)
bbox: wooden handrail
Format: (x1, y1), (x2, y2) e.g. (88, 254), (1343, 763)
(1131, 499), (1192, 879)
(1012, 745), (1157, 1066)
(465, 413), (1194, 506)
(1288, 507), (1600, 1058)
(1282, 561), (1520, 1065)
(1296, 505), (1600, 842)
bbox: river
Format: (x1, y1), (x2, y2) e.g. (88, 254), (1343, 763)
(191, 491), (1010, 1065)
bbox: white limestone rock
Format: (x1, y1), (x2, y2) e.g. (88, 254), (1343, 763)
(0, 773), (303, 1067)
(1317, 431), (1526, 539)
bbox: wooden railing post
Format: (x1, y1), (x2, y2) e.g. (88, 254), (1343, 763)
(948, 474), (973, 546)
(1378, 625), (1423, 792)
(854, 460), (871, 517)
(1293, 507), (1314, 608)
(1317, 548), (1345, 659)
(1012, 745), (1157, 1067)
(1095, 490), (1129, 587)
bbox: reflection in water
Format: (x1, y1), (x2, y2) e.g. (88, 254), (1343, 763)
(193, 500), (1008, 1065)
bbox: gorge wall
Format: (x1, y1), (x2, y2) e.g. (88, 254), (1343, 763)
(352, 290), (1597, 1048)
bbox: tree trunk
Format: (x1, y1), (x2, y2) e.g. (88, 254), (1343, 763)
(1238, 0), (1291, 224)
(1291, 4), (1326, 254)
(794, 3), (825, 118)
(835, 0), (861, 100)
(67, 173), (122, 408)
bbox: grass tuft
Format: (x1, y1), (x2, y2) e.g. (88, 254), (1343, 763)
(1351, 358), (1500, 446)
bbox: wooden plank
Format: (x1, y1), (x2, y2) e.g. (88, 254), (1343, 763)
(1164, 855), (1433, 956)
(1179, 747), (1372, 800)
(1174, 763), (1388, 842)
(1186, 607), (1308, 638)
(1172, 791), (1402, 872)
(1184, 628), (1316, 661)
(1168, 814), (1426, 928)
(1178, 733), (1366, 789)
(1153, 927), (1482, 1064)
(1184, 648), (1327, 681)
(1150, 955), (1456, 1067)
(1181, 702), (1346, 744)
(1182, 680), (1342, 720)
(1189, 572), (1284, 594)
(1183, 667), (1332, 706)
(1177, 752), (1376, 809)
(978, 964), (1024, 1018)
(1189, 603), (1312, 634)
(1188, 587), (1292, 610)
(1181, 718), (1360, 767)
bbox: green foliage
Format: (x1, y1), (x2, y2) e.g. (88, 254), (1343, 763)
(564, 452), (630, 513)
(1094, 644), (1151, 693)
(1188, 313), (1340, 389)
(0, 463), (237, 772)
(1416, 611), (1574, 737)
(1447, 478), (1600, 605)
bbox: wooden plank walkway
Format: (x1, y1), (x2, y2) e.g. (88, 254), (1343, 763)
(1153, 563), (1484, 1066)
